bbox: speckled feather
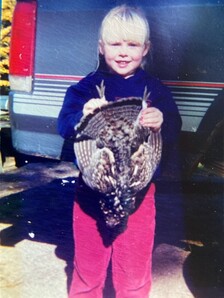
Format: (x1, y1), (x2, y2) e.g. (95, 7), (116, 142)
(74, 85), (162, 228)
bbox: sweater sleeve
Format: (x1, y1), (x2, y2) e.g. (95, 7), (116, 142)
(148, 78), (182, 180)
(150, 79), (182, 145)
(57, 75), (98, 139)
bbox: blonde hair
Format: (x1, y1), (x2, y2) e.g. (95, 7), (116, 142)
(99, 5), (150, 45)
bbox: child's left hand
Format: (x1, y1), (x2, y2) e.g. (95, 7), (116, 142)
(139, 107), (163, 132)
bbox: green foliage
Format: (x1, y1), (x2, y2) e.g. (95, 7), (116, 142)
(1, 0), (16, 94)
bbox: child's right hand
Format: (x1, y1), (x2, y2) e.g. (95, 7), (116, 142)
(83, 97), (107, 116)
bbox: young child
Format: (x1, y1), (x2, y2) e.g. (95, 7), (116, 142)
(58, 5), (182, 298)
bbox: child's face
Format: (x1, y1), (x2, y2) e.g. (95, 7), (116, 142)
(99, 39), (149, 78)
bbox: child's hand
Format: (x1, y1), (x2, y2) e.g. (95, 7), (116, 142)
(83, 97), (107, 116)
(139, 107), (163, 132)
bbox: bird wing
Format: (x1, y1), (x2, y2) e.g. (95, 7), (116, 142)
(130, 131), (162, 193)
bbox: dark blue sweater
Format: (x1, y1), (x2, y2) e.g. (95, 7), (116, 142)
(58, 68), (182, 146)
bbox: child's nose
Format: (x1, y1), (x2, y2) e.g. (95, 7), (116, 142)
(119, 45), (128, 56)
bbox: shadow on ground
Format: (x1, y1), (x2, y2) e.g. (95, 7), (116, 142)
(182, 180), (224, 298)
(0, 177), (76, 292)
(0, 167), (223, 297)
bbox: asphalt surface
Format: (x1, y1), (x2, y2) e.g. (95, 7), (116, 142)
(0, 159), (223, 298)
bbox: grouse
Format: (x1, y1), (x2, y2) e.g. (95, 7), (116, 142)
(74, 81), (162, 228)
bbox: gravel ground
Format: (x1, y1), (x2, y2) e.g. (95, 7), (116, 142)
(0, 159), (223, 297)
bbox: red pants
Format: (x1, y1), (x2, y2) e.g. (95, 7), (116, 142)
(69, 183), (156, 298)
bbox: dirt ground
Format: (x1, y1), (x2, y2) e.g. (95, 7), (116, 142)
(0, 158), (223, 298)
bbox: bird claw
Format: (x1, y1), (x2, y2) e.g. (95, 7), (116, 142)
(96, 80), (106, 99)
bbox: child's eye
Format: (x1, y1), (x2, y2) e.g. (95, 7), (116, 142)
(128, 42), (139, 47)
(110, 42), (121, 46)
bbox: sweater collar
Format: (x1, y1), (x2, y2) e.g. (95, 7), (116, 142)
(97, 67), (145, 81)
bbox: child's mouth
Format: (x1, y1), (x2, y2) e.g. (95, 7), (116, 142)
(116, 61), (130, 68)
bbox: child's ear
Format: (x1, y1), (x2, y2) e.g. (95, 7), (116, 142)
(143, 41), (150, 57)
(98, 40), (104, 55)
